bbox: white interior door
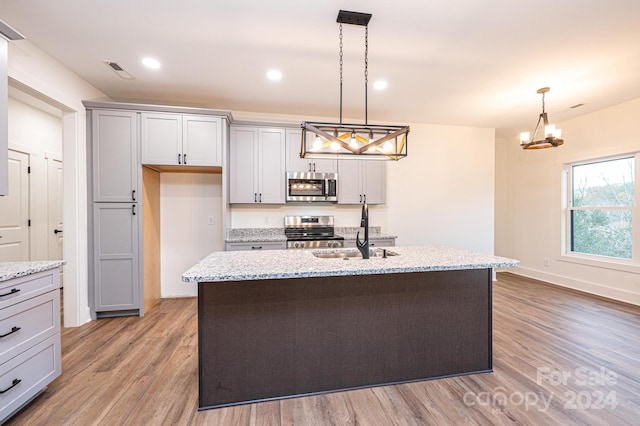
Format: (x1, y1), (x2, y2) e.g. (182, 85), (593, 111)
(47, 155), (63, 261)
(0, 150), (30, 261)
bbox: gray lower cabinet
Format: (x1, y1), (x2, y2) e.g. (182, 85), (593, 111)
(93, 203), (140, 314)
(343, 238), (395, 248)
(225, 241), (286, 251)
(0, 268), (62, 423)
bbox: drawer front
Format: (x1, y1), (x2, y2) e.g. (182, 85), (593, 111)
(0, 334), (61, 423)
(343, 238), (395, 248)
(0, 270), (59, 310)
(226, 242), (286, 251)
(0, 290), (60, 365)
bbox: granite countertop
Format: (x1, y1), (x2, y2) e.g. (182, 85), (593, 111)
(334, 226), (397, 240)
(0, 261), (67, 282)
(225, 227), (396, 243)
(225, 228), (286, 243)
(183, 246), (519, 283)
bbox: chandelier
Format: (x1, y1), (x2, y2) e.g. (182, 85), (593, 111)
(520, 87), (564, 150)
(301, 10), (409, 161)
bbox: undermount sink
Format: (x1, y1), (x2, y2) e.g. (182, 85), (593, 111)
(313, 248), (399, 259)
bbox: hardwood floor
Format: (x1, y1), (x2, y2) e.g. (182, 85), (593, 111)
(6, 272), (640, 425)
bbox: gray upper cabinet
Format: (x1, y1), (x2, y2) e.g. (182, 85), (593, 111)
(229, 126), (285, 204)
(141, 112), (222, 167)
(92, 110), (138, 203)
(285, 129), (336, 173)
(93, 203), (139, 312)
(0, 37), (7, 196)
(338, 160), (386, 204)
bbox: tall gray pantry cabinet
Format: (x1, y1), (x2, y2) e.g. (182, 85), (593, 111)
(89, 110), (141, 316)
(86, 101), (229, 318)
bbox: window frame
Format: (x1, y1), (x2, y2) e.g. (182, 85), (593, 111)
(562, 153), (640, 270)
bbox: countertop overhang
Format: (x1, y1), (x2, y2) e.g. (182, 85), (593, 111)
(183, 246), (519, 283)
(0, 260), (67, 282)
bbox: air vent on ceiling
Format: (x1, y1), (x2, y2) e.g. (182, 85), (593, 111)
(104, 61), (135, 80)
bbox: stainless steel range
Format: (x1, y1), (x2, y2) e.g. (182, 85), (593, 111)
(284, 216), (344, 249)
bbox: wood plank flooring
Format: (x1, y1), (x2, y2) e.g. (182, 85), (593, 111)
(6, 272), (640, 425)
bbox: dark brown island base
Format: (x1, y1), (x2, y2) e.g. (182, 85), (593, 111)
(184, 246), (519, 410)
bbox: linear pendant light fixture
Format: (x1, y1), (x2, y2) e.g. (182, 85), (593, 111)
(301, 10), (410, 161)
(520, 87), (564, 150)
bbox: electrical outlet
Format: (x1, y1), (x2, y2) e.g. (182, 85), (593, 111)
(263, 216), (270, 225)
(544, 258), (549, 267)
(208, 216), (214, 225)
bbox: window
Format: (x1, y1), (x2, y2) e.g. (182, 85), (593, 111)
(567, 155), (636, 261)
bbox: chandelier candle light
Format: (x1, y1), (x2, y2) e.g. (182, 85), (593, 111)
(520, 87), (564, 150)
(301, 10), (410, 161)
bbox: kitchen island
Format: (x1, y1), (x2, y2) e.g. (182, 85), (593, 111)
(183, 246), (518, 410)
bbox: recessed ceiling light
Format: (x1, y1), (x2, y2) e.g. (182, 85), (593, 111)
(142, 57), (161, 70)
(373, 80), (388, 91)
(267, 69), (283, 81)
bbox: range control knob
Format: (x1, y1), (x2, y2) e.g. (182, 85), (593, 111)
(294, 242), (304, 249)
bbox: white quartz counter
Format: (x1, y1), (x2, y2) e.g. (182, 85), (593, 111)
(183, 246), (519, 283)
(0, 260), (66, 282)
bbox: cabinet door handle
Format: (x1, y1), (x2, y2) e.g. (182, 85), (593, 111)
(363, 194), (366, 203)
(132, 205), (136, 216)
(132, 190), (136, 201)
(359, 194), (362, 203)
(254, 193), (257, 203)
(0, 326), (21, 338)
(54, 229), (63, 234)
(251, 246), (263, 250)
(178, 153), (182, 164)
(308, 163), (312, 172)
(0, 288), (20, 298)
(259, 193), (262, 203)
(183, 154), (187, 165)
(313, 163), (316, 172)
(0, 379), (21, 394)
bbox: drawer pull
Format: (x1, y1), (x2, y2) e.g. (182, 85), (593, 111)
(251, 246), (263, 250)
(0, 326), (21, 338)
(0, 379), (21, 394)
(0, 288), (20, 298)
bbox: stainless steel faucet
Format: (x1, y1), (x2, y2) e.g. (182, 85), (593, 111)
(356, 202), (370, 259)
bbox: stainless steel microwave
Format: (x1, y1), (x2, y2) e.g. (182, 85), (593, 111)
(286, 172), (338, 202)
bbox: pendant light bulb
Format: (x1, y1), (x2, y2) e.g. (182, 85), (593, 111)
(350, 131), (358, 149)
(313, 135), (323, 151)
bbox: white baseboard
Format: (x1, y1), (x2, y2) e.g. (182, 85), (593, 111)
(500, 266), (640, 307)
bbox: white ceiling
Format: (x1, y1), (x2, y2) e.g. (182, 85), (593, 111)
(3, 0), (640, 133)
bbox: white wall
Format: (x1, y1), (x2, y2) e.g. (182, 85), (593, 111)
(160, 172), (223, 297)
(7, 95), (62, 261)
(231, 112), (497, 255)
(7, 40), (106, 326)
(496, 97), (640, 306)
(386, 123), (495, 253)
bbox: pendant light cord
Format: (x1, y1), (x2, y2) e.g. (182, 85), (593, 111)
(365, 25), (368, 125)
(339, 23), (343, 124)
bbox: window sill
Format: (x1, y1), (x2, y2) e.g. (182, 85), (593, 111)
(559, 253), (640, 274)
